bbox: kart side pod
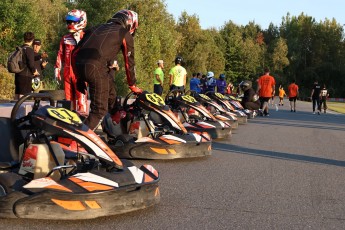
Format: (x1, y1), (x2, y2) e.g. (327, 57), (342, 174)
(18, 143), (65, 181)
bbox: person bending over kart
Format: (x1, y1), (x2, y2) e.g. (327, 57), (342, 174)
(74, 9), (142, 130)
(240, 80), (260, 110)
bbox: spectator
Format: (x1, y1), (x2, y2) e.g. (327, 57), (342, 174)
(320, 84), (329, 113)
(310, 80), (321, 115)
(226, 82), (233, 95)
(169, 56), (187, 92)
(153, 60), (164, 95)
(32, 39), (48, 92)
(14, 32), (39, 100)
(74, 9), (142, 130)
(278, 85), (287, 106)
(256, 68), (275, 116)
(190, 72), (201, 93)
(205, 71), (216, 92)
(288, 80), (299, 112)
(55, 9), (88, 113)
(200, 74), (207, 93)
(216, 74), (227, 94)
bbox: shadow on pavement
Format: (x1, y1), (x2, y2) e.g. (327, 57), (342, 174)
(213, 142), (345, 167)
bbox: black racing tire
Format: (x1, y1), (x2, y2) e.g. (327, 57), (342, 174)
(0, 172), (24, 196)
(39, 90), (66, 101)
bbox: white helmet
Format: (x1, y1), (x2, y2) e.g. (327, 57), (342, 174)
(206, 71), (214, 79)
(66, 9), (87, 33)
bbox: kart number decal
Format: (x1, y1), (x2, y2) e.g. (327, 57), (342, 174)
(146, 93), (165, 106)
(215, 93), (225, 99)
(182, 95), (197, 103)
(47, 108), (82, 125)
(199, 94), (211, 101)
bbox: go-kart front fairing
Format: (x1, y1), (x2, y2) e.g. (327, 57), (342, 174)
(165, 90), (232, 139)
(228, 95), (256, 119)
(0, 93), (160, 220)
(102, 91), (212, 159)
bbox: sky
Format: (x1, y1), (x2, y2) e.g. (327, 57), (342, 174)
(164, 0), (345, 29)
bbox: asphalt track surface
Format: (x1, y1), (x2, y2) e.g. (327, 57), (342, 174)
(1, 100), (345, 229)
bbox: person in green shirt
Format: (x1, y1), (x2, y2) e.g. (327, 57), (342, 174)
(169, 56), (187, 92)
(153, 60), (164, 95)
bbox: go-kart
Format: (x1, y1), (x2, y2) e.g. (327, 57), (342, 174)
(0, 93), (160, 220)
(101, 91), (212, 159)
(165, 90), (232, 139)
(206, 92), (248, 124)
(227, 95), (256, 119)
(187, 90), (239, 129)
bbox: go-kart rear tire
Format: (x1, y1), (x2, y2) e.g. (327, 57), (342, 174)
(39, 90), (66, 101)
(0, 172), (24, 196)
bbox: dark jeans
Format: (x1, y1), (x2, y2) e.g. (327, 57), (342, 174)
(320, 97), (327, 110)
(153, 84), (163, 95)
(242, 101), (260, 110)
(312, 97), (321, 112)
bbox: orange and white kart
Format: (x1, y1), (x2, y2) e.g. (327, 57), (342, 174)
(165, 90), (232, 139)
(0, 93), (160, 220)
(101, 91), (212, 159)
(187, 90), (239, 129)
(206, 92), (248, 124)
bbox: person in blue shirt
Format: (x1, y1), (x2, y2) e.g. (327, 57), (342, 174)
(216, 74), (227, 94)
(190, 72), (201, 93)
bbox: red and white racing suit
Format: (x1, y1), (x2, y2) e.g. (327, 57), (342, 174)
(54, 32), (87, 113)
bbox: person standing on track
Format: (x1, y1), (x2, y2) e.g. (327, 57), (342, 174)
(320, 84), (329, 113)
(288, 80), (299, 112)
(256, 67), (276, 116)
(153, 60), (164, 95)
(169, 56), (187, 92)
(73, 9), (142, 130)
(311, 80), (321, 115)
(54, 9), (88, 114)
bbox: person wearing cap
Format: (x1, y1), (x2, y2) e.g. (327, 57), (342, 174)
(32, 39), (48, 92)
(169, 56), (187, 92)
(33, 39), (48, 76)
(153, 60), (164, 95)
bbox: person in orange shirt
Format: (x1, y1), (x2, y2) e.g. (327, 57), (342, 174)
(288, 79), (299, 112)
(256, 67), (276, 116)
(278, 85), (287, 106)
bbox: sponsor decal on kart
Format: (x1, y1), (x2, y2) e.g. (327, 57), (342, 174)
(145, 93), (165, 106)
(47, 108), (82, 125)
(199, 94), (211, 101)
(24, 177), (72, 192)
(192, 133), (202, 142)
(135, 137), (160, 144)
(197, 121), (216, 128)
(161, 134), (187, 143)
(128, 166), (145, 184)
(182, 95), (197, 103)
(73, 172), (119, 187)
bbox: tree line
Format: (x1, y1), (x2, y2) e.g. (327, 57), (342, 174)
(1, 0), (345, 99)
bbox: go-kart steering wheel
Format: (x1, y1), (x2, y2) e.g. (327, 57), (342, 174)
(123, 91), (139, 112)
(10, 93), (55, 130)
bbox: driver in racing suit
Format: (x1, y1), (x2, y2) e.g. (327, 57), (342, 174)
(73, 9), (142, 130)
(54, 9), (88, 114)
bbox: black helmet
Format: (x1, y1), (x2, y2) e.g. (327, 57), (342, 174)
(175, 56), (183, 65)
(239, 80), (252, 91)
(219, 74), (225, 79)
(111, 10), (138, 35)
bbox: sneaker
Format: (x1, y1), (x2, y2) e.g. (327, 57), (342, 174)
(265, 113), (270, 117)
(324, 110), (326, 114)
(313, 112), (316, 114)
(291, 109), (293, 112)
(317, 111), (320, 115)
(294, 110), (296, 112)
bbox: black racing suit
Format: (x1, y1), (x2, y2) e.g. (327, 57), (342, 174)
(241, 88), (260, 110)
(74, 21), (137, 130)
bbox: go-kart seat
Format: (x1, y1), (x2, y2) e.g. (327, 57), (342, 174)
(0, 117), (23, 169)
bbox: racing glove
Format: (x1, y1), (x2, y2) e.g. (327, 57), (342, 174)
(129, 85), (143, 94)
(54, 68), (61, 81)
(76, 79), (87, 94)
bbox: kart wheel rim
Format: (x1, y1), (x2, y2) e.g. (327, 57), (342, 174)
(0, 185), (6, 196)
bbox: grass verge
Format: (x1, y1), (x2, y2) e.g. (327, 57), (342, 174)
(327, 102), (345, 114)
